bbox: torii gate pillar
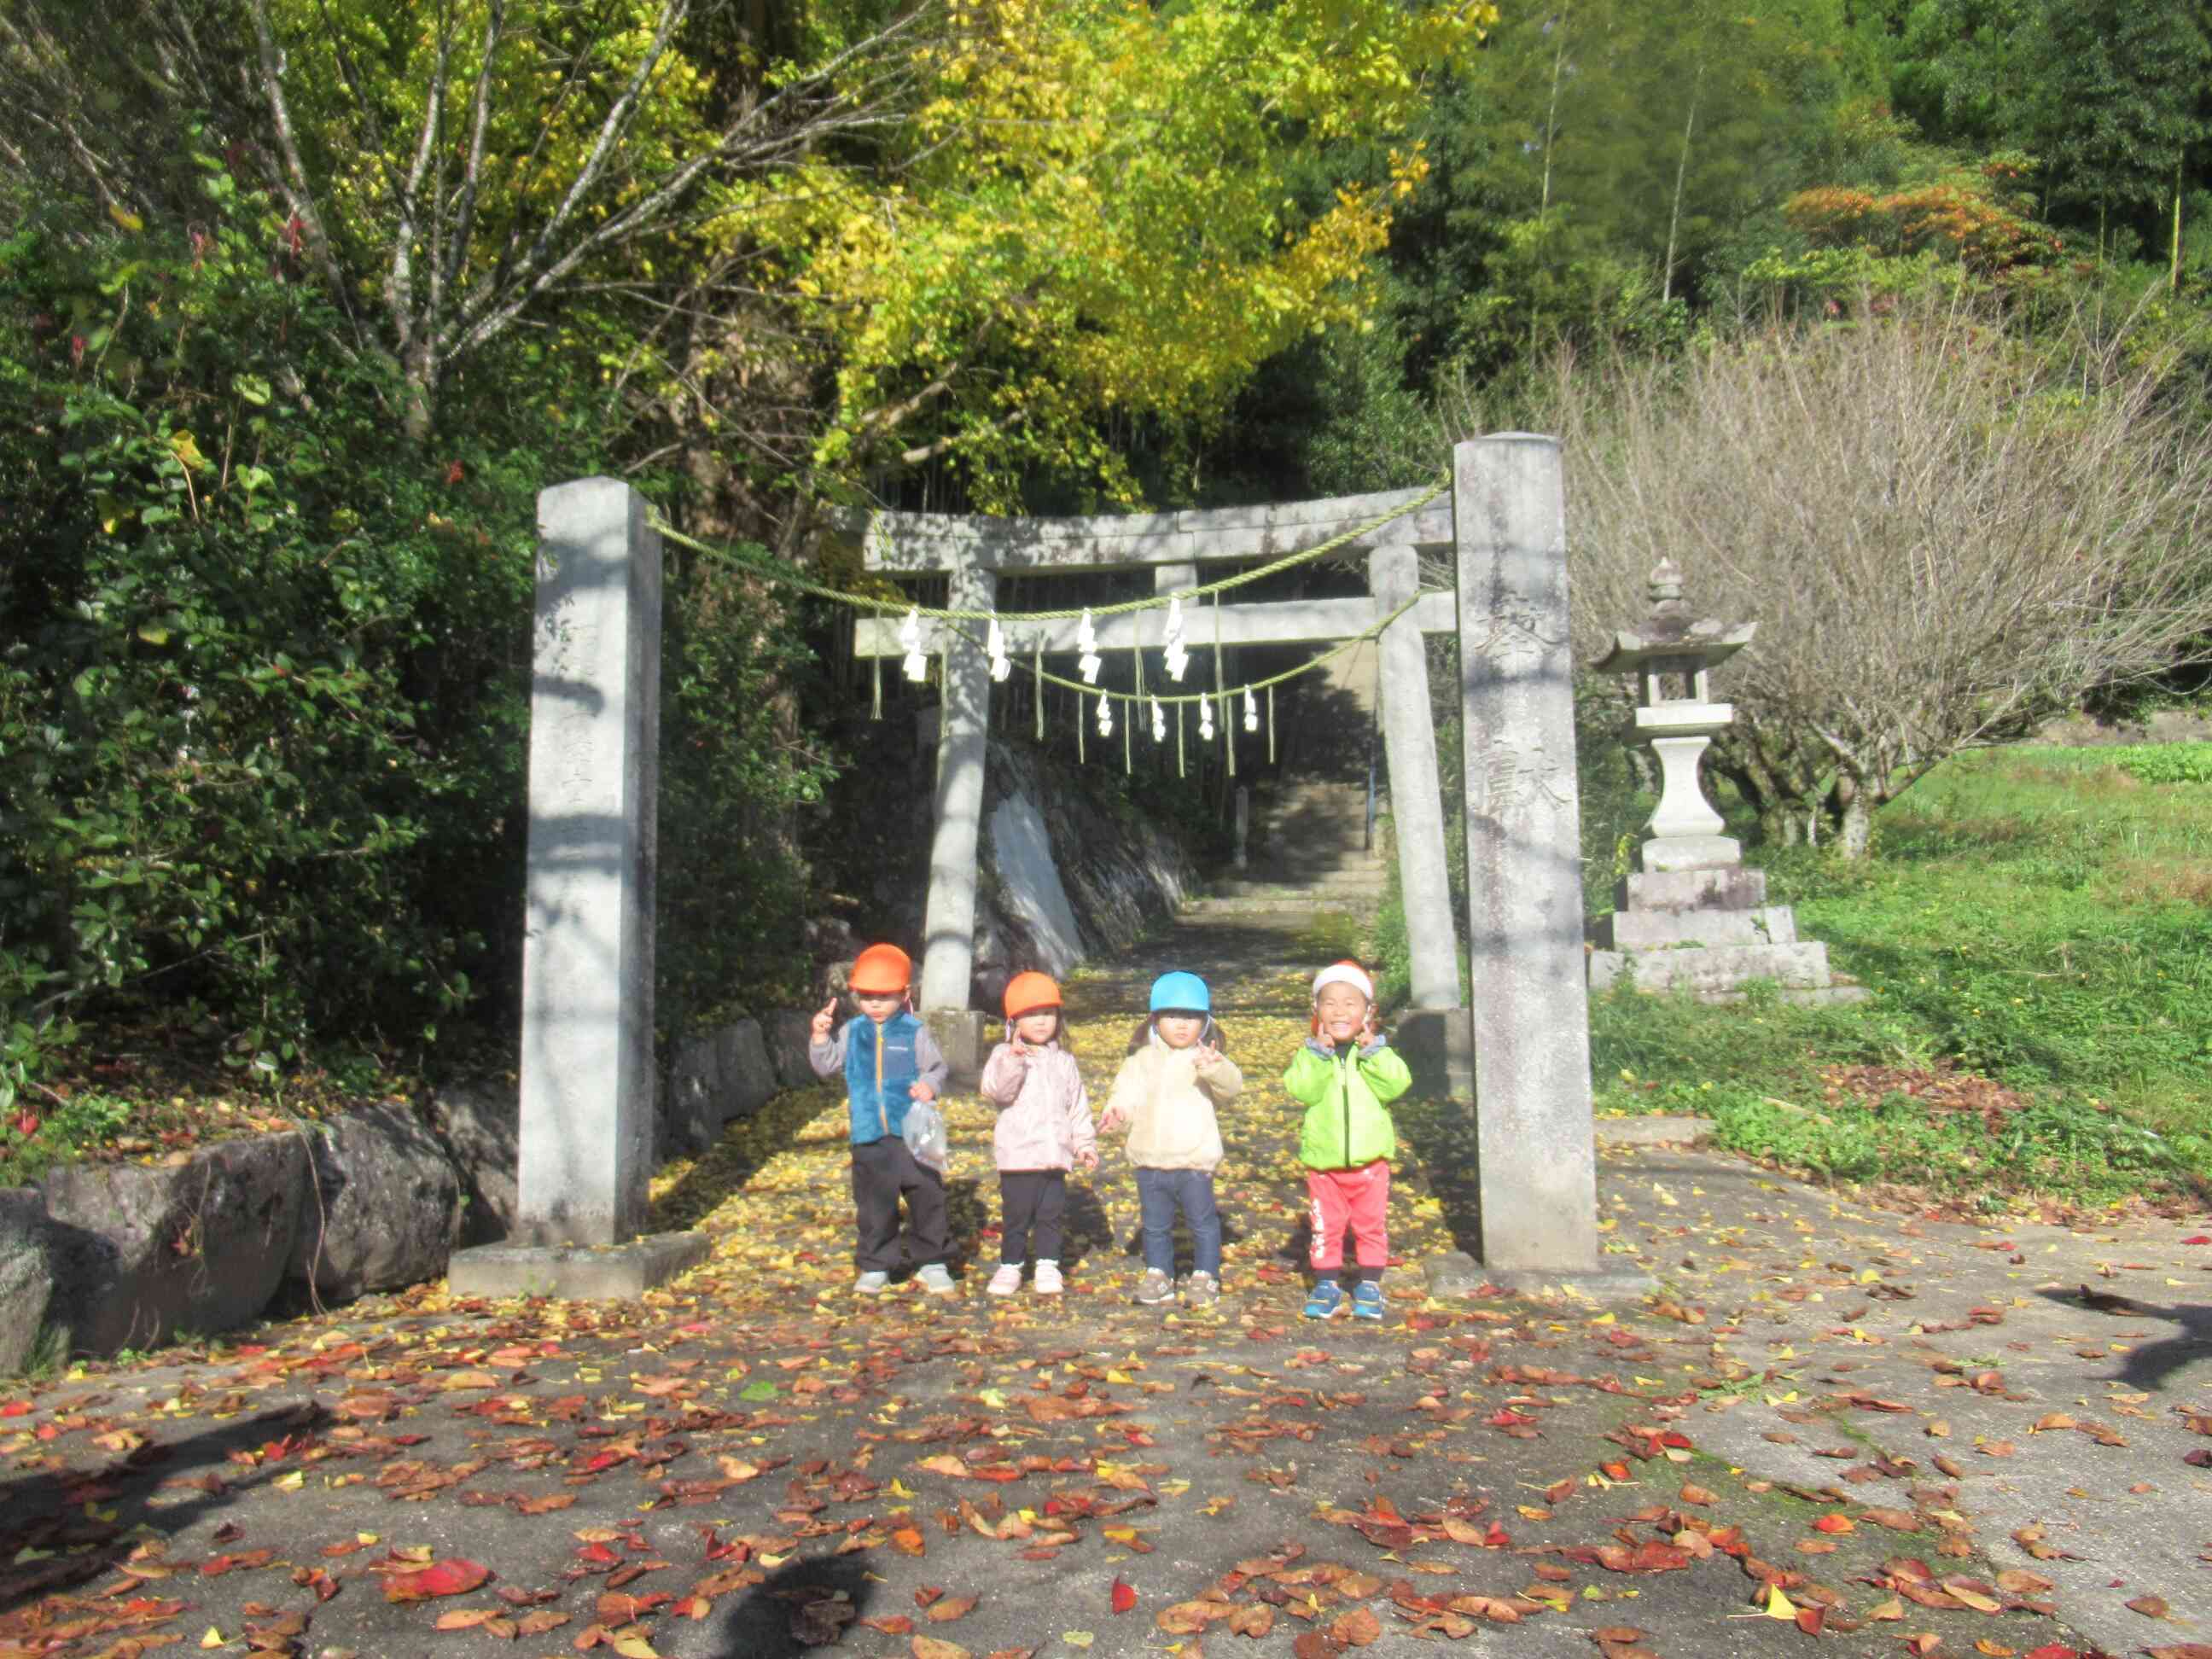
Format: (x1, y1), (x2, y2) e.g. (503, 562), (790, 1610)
(1454, 435), (1598, 1274)
(1372, 541), (1470, 1097)
(918, 555), (994, 1079)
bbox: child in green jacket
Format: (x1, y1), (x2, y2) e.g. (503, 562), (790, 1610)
(1283, 960), (1411, 1321)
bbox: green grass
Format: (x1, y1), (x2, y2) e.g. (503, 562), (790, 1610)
(1387, 743), (2212, 1209)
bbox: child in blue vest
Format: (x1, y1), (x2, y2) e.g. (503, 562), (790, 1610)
(808, 943), (954, 1296)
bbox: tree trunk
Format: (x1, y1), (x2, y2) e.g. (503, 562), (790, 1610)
(1662, 66), (1703, 306)
(1833, 771), (1872, 859)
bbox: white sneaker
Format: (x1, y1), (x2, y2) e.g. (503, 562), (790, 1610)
(917, 1263), (958, 1296)
(854, 1271), (889, 1296)
(1033, 1260), (1063, 1295)
(987, 1263), (1023, 1297)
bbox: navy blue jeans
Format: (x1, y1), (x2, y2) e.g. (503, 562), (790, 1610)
(1135, 1167), (1221, 1278)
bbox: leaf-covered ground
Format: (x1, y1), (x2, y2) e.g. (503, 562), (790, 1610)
(3, 916), (2209, 1659)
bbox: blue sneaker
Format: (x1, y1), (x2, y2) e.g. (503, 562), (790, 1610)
(1351, 1281), (1386, 1322)
(1302, 1280), (1346, 1319)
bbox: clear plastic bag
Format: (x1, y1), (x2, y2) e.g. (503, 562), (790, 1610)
(902, 1100), (949, 1173)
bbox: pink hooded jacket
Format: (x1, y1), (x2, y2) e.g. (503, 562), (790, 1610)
(979, 1041), (1096, 1173)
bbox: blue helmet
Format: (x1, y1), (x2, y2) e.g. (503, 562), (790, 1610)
(1149, 971), (1211, 1015)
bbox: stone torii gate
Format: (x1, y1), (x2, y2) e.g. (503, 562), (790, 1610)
(457, 434), (1602, 1301)
(847, 435), (1596, 1275)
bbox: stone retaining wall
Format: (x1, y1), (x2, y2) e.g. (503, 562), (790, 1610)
(1, 1011), (827, 1370)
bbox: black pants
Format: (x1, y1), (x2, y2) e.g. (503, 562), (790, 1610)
(998, 1171), (1067, 1265)
(850, 1138), (948, 1272)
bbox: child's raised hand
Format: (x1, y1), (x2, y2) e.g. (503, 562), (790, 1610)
(809, 998), (837, 1042)
(909, 1080), (937, 1103)
(1194, 1041), (1222, 1071)
(1097, 1106), (1126, 1132)
(1077, 1148), (1099, 1173)
(1360, 1010), (1382, 1046)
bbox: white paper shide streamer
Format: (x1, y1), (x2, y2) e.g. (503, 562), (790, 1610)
(986, 615), (1011, 683)
(1150, 696), (1167, 743)
(899, 607), (928, 683)
(1161, 595), (1189, 682)
(1199, 696), (1215, 742)
(1077, 609), (1102, 684)
(1243, 686), (1259, 731)
(1096, 690), (1114, 737)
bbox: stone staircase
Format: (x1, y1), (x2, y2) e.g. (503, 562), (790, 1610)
(1185, 778), (1388, 921)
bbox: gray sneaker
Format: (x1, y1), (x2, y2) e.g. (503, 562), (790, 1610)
(916, 1262), (958, 1296)
(1133, 1268), (1175, 1306)
(854, 1271), (889, 1296)
(1181, 1271), (1220, 1307)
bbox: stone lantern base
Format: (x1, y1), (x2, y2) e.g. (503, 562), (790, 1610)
(1587, 865), (1869, 1005)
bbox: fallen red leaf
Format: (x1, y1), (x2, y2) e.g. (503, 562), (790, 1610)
(382, 1558), (492, 1602)
(1111, 1577), (1137, 1615)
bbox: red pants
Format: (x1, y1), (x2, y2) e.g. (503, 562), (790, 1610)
(1307, 1160), (1389, 1272)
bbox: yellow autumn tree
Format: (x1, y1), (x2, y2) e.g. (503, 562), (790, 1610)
(7, 0), (1489, 495)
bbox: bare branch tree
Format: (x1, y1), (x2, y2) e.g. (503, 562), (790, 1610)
(3, 0), (940, 442)
(1541, 299), (2212, 855)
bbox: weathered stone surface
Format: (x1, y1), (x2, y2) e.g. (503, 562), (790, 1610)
(427, 1081), (521, 1246)
(716, 1020), (779, 1123)
(287, 1103), (463, 1301)
(1640, 834), (1742, 871)
(1374, 543), (1460, 1011)
(445, 1231), (711, 1301)
(1618, 867), (1768, 911)
(665, 1035), (722, 1155)
(767, 1010), (818, 1091)
(1454, 434), (1597, 1276)
(925, 1010), (987, 1090)
(1599, 905), (1797, 950)
(1396, 1007), (1474, 1101)
(986, 789), (1085, 978)
(1587, 940), (1836, 995)
(1422, 1251), (1488, 1297)
(1596, 1115), (1717, 1146)
(920, 561), (995, 1013)
(519, 477), (660, 1249)
(0, 1188), (53, 1376)
(44, 1135), (306, 1355)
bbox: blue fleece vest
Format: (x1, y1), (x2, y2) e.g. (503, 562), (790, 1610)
(844, 1011), (923, 1145)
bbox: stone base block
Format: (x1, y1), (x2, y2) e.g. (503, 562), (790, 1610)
(1394, 1006), (1473, 1099)
(923, 1010), (987, 1088)
(1618, 867), (1767, 912)
(1639, 835), (1741, 871)
(1596, 1115), (1717, 1145)
(1588, 940), (1835, 996)
(446, 1231), (711, 1301)
(1600, 905), (1796, 950)
(1420, 1249), (1655, 1301)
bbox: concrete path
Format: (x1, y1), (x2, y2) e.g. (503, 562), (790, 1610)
(3, 914), (2206, 1659)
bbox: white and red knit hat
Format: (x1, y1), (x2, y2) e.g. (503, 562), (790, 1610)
(1311, 961), (1375, 1003)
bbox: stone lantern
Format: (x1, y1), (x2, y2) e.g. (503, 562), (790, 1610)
(1585, 562), (1865, 1004)
(1594, 558), (1755, 872)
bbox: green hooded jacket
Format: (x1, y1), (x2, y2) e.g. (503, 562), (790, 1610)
(1284, 1039), (1412, 1170)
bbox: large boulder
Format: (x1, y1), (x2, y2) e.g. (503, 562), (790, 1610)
(987, 788), (1085, 976)
(665, 1036), (723, 1156)
(286, 1104), (463, 1301)
(44, 1135), (306, 1355)
(0, 1188), (54, 1376)
(716, 1020), (779, 1123)
(426, 1080), (521, 1246)
(766, 1010), (819, 1092)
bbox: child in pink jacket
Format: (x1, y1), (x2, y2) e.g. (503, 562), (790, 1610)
(979, 972), (1097, 1297)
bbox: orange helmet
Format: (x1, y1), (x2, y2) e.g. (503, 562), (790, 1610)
(848, 943), (913, 995)
(1003, 971), (1062, 1021)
